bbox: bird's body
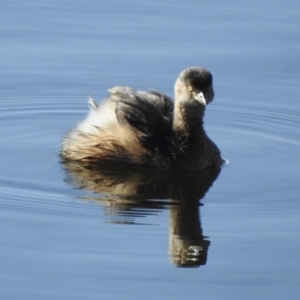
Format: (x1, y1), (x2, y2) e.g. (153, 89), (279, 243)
(61, 67), (223, 170)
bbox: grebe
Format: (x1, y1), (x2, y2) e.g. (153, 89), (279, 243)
(61, 67), (223, 170)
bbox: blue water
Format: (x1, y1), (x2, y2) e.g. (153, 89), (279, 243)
(1, 0), (300, 299)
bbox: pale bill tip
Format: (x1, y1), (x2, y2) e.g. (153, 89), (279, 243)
(196, 92), (206, 106)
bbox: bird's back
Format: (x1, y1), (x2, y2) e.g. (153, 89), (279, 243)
(61, 87), (176, 169)
(111, 87), (174, 156)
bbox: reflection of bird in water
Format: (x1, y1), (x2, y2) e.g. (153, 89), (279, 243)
(62, 161), (221, 267)
(169, 199), (210, 268)
(61, 67), (223, 170)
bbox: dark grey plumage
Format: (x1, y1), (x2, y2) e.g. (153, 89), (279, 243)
(61, 67), (223, 170)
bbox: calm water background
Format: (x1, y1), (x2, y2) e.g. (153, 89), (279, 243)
(1, 0), (300, 299)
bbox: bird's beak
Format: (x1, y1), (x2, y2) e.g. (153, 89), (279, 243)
(193, 91), (206, 106)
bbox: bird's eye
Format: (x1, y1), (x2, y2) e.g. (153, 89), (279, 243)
(187, 85), (193, 92)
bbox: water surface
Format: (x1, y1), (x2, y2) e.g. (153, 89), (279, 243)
(1, 0), (300, 299)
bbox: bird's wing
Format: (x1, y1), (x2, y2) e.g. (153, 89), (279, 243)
(108, 86), (174, 153)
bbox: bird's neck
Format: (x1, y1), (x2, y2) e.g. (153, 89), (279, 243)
(173, 101), (205, 133)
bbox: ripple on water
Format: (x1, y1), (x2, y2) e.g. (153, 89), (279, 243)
(1, 93), (299, 223)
